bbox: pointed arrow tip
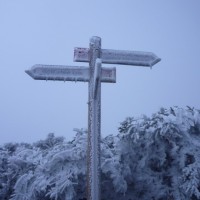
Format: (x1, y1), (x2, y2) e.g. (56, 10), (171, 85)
(157, 57), (161, 63)
(150, 56), (161, 67)
(25, 69), (35, 79)
(25, 69), (30, 75)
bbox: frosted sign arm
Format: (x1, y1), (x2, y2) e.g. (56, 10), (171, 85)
(26, 64), (116, 83)
(74, 48), (161, 67)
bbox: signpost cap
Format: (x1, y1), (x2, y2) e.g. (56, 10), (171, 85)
(90, 36), (101, 47)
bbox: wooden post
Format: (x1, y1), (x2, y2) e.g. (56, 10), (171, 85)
(87, 36), (101, 200)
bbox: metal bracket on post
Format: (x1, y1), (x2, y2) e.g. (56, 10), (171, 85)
(93, 58), (102, 99)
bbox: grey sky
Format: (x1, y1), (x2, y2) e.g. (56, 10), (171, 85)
(0, 1), (200, 144)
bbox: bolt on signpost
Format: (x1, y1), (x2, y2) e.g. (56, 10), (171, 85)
(26, 36), (161, 200)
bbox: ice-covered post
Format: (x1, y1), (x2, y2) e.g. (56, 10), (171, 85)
(87, 36), (101, 200)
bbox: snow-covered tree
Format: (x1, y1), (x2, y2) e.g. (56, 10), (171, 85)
(115, 106), (200, 199)
(0, 107), (200, 199)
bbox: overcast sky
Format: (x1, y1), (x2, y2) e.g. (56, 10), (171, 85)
(0, 1), (200, 144)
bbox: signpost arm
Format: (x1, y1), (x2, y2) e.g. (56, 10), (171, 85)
(87, 36), (101, 200)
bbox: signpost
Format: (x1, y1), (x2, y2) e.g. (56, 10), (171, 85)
(26, 36), (161, 200)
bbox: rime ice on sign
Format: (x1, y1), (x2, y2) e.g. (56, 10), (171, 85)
(26, 36), (161, 200)
(101, 49), (161, 66)
(26, 64), (89, 82)
(26, 64), (116, 83)
(74, 48), (161, 67)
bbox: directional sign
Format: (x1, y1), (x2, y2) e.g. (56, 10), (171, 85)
(74, 47), (161, 67)
(26, 64), (116, 83)
(26, 36), (161, 200)
(25, 64), (88, 82)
